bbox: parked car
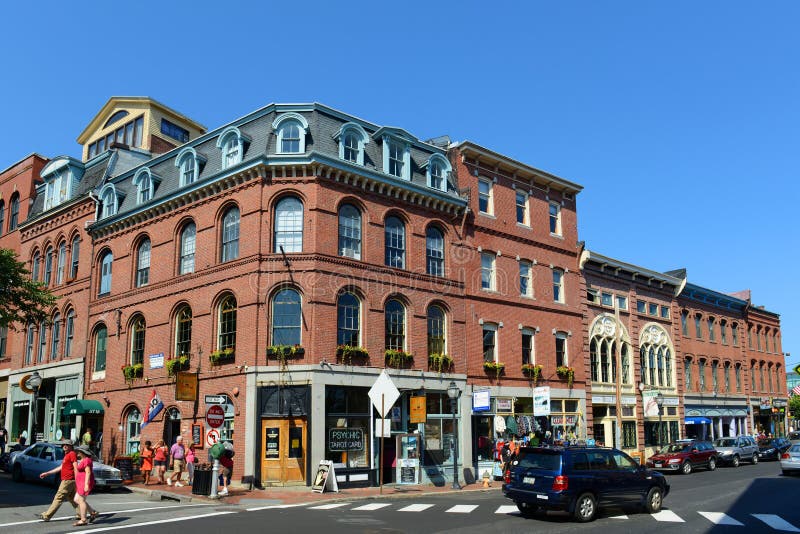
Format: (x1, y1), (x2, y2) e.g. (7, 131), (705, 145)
(9, 442), (123, 489)
(502, 446), (670, 522)
(780, 444), (800, 476)
(646, 440), (718, 474)
(788, 431), (800, 446)
(713, 436), (759, 467)
(758, 438), (792, 460)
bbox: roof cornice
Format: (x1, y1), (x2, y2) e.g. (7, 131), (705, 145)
(580, 249), (684, 295)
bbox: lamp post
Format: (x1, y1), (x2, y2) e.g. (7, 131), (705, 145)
(27, 371), (43, 444)
(447, 381), (462, 490)
(655, 391), (664, 450)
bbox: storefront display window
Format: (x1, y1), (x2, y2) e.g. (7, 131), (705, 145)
(325, 386), (370, 468)
(423, 393), (457, 466)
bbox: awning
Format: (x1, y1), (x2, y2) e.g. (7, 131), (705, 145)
(685, 416), (712, 425)
(62, 399), (104, 416)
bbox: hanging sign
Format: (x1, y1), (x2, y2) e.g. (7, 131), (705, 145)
(175, 372), (197, 401)
(409, 395), (427, 423)
(473, 390), (490, 412)
(643, 390), (660, 417)
(533, 386), (551, 416)
(311, 460), (339, 493)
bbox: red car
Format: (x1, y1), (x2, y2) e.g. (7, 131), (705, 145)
(646, 440), (718, 474)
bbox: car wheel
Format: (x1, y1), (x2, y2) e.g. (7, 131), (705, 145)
(681, 461), (692, 475)
(644, 486), (664, 514)
(516, 502), (540, 517)
(731, 456), (740, 468)
(11, 464), (23, 482)
(708, 458), (716, 471)
(573, 493), (597, 523)
(752, 454), (759, 465)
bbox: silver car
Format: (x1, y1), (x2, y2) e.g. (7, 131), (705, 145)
(780, 444), (800, 476)
(788, 431), (800, 446)
(712, 436), (759, 467)
(9, 442), (123, 489)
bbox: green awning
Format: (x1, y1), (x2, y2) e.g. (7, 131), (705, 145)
(62, 399), (105, 416)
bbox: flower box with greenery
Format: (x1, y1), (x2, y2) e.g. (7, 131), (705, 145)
(336, 345), (369, 365)
(556, 365), (575, 387)
(166, 354), (191, 376)
(266, 344), (305, 361)
(483, 361), (505, 378)
(209, 347), (235, 365)
(428, 353), (454, 373)
(384, 349), (414, 368)
(121, 363), (144, 382)
(521, 363), (543, 382)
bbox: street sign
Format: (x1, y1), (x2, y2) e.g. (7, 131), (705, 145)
(205, 395), (226, 404)
(206, 428), (220, 447)
(206, 405), (225, 428)
(368, 370), (400, 417)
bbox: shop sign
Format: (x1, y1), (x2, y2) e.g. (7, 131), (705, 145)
(265, 427), (280, 458)
(760, 397), (771, 410)
(328, 427), (364, 451)
(410, 396), (426, 423)
(773, 399), (787, 408)
(565, 415), (576, 425)
(533, 386), (550, 416)
(472, 390), (490, 412)
(552, 415), (563, 425)
(496, 398), (513, 412)
(149, 352), (164, 369)
(643, 390), (660, 417)
(175, 372), (197, 401)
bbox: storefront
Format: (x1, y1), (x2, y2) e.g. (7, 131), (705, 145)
(685, 402), (749, 440)
(752, 397), (787, 437)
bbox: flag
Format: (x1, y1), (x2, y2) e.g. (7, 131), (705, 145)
(141, 389), (163, 428)
(792, 384), (800, 397)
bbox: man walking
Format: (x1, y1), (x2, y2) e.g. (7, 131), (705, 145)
(168, 435), (186, 487)
(37, 440), (79, 522)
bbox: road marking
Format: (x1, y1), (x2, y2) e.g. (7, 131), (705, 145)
(610, 515), (628, 519)
(0, 503), (212, 527)
(102, 502), (154, 505)
(753, 514), (800, 532)
(699, 512), (744, 526)
(495, 505), (519, 514)
(398, 504), (435, 512)
(78, 511), (236, 533)
(246, 503), (309, 511)
(652, 509), (685, 522)
(309, 503), (351, 509)
(446, 505), (479, 513)
(352, 503), (392, 511)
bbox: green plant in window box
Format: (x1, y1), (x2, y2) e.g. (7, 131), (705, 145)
(266, 344), (305, 362)
(483, 361), (505, 378)
(556, 365), (575, 387)
(428, 353), (454, 373)
(335, 345), (369, 365)
(384, 349), (413, 368)
(121, 363), (144, 382)
(521, 363), (543, 382)
(209, 348), (235, 365)
(166, 354), (191, 376)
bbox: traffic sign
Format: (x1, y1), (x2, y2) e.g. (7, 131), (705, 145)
(368, 370), (400, 417)
(205, 395), (226, 404)
(206, 405), (225, 428)
(206, 428), (220, 447)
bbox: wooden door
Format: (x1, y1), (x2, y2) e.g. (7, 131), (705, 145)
(260, 417), (306, 484)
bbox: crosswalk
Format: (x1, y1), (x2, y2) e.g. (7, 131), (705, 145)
(306, 502), (800, 531)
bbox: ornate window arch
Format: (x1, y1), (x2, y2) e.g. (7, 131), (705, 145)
(175, 146), (206, 186)
(639, 323), (674, 388)
(424, 153), (451, 191)
(335, 122), (369, 165)
(589, 314), (631, 384)
(98, 184), (122, 219)
(216, 126), (250, 169)
(133, 167), (160, 204)
(273, 112), (309, 154)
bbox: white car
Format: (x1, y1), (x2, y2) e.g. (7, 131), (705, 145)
(780, 444), (800, 476)
(9, 442), (123, 489)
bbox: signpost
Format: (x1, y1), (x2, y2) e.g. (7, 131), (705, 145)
(206, 428), (220, 447)
(206, 405), (225, 428)
(205, 395), (226, 404)
(368, 370), (400, 494)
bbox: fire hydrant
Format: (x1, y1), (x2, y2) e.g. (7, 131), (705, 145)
(482, 470), (491, 488)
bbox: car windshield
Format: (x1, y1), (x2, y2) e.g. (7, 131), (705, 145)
(663, 443), (690, 453)
(759, 439), (777, 446)
(791, 444), (800, 452)
(517, 451), (562, 471)
(714, 438), (736, 447)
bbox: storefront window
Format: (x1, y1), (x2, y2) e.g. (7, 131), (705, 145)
(423, 393), (457, 466)
(325, 386), (370, 468)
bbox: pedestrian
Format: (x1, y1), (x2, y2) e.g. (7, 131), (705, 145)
(140, 440), (154, 485)
(153, 439), (168, 484)
(0, 424), (7, 453)
(218, 451), (233, 496)
(81, 428), (93, 448)
(168, 435), (186, 487)
(72, 445), (98, 526)
(36, 440), (79, 522)
(185, 442), (197, 486)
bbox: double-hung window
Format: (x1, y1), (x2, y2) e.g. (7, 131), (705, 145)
(481, 253), (495, 290)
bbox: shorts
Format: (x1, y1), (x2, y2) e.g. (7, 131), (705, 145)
(154, 460), (167, 467)
(220, 466), (231, 478)
(173, 459), (185, 470)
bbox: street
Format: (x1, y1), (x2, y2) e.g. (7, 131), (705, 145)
(1, 460), (798, 533)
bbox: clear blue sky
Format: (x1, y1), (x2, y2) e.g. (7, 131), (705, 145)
(1, 2), (797, 372)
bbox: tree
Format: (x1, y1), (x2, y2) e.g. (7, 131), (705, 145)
(0, 248), (56, 330)
(789, 395), (800, 421)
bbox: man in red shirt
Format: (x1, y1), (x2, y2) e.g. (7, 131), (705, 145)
(37, 440), (80, 522)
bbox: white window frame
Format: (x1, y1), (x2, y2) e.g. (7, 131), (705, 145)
(552, 268), (565, 303)
(519, 260), (533, 298)
(478, 178), (493, 215)
(549, 200), (562, 236)
(482, 323), (498, 363)
(216, 127), (249, 170)
(335, 122), (369, 166)
(99, 185), (118, 219)
(273, 113), (309, 154)
(381, 135), (411, 180)
(555, 331), (568, 367)
(179, 222), (196, 275)
(425, 154), (451, 191)
(516, 190), (529, 226)
(481, 252), (496, 291)
(274, 196), (304, 253)
(175, 147), (206, 186)
(133, 168), (158, 205)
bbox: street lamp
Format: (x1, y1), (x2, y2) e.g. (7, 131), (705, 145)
(27, 371), (43, 444)
(446, 381), (462, 490)
(655, 391), (664, 451)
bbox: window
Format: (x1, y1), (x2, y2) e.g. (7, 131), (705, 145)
(337, 292), (360, 346)
(220, 206), (240, 262)
(387, 141), (405, 178)
(552, 269), (565, 303)
(218, 296), (237, 350)
(94, 325), (107, 371)
(698, 359), (706, 391)
(427, 305), (446, 355)
(32, 251), (40, 281)
(384, 216), (405, 269)
(25, 323), (35, 365)
(0, 325), (6, 359)
(601, 292), (613, 306)
(44, 246), (53, 286)
(336, 122), (368, 165)
(99, 250), (113, 295)
(125, 409), (141, 455)
(385, 299), (405, 351)
(426, 226), (444, 276)
(482, 324), (498, 363)
(708, 317), (716, 342)
(748, 326), (753, 348)
(623, 421), (637, 449)
(681, 310), (689, 336)
(616, 296), (628, 310)
(338, 204), (362, 259)
(130, 316), (146, 365)
(100, 187), (117, 218)
(515, 191), (529, 225)
(750, 362), (757, 392)
(90, 114), (143, 156)
(711, 361), (719, 391)
(637, 300), (646, 313)
(65, 310), (74, 358)
(735, 363), (742, 392)
(519, 261), (532, 297)
(521, 329), (535, 365)
(56, 241), (66, 285)
(217, 128), (249, 169)
(429, 159), (445, 191)
(660, 306), (670, 319)
(756, 327), (762, 351)
(724, 362), (731, 391)
(587, 289), (598, 303)
(640, 325), (672, 387)
(280, 122), (302, 153)
(134, 169), (152, 204)
(0, 200), (5, 234)
(179, 222), (196, 274)
(478, 179), (493, 214)
(136, 238), (151, 287)
(9, 194), (19, 231)
(273, 113), (308, 154)
(555, 332), (568, 367)
(70, 236), (80, 279)
(50, 313), (61, 360)
(181, 155), (196, 185)
(343, 132), (361, 163)
(720, 320), (728, 345)
(731, 323), (738, 346)
(274, 197), (303, 253)
(695, 314), (703, 339)
(548, 201), (561, 235)
(648, 303), (658, 316)
(160, 118), (189, 143)
(175, 147), (206, 186)
(175, 306), (192, 356)
(481, 253), (496, 291)
(685, 359), (692, 391)
(271, 288), (301, 346)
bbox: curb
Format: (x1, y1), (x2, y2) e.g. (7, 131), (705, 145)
(125, 485), (198, 503)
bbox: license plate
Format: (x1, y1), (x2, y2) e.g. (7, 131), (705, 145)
(523, 476), (536, 485)
(655, 463), (662, 468)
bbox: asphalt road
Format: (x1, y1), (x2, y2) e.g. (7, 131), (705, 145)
(1, 460), (798, 533)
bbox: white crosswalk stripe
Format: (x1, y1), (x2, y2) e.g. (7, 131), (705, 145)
(699, 512), (744, 526)
(310, 503), (351, 509)
(609, 515), (629, 519)
(753, 514), (800, 532)
(446, 505), (479, 513)
(495, 505), (520, 514)
(398, 504), (435, 512)
(652, 509), (685, 522)
(351, 503), (392, 511)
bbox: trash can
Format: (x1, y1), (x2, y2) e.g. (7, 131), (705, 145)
(192, 467), (212, 496)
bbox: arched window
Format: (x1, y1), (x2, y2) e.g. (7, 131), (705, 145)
(343, 132), (360, 162)
(426, 226), (444, 276)
(44, 246), (54, 286)
(274, 197), (303, 253)
(56, 242), (67, 284)
(180, 154), (196, 185)
(337, 292), (360, 346)
(427, 305), (446, 356)
(0, 200), (5, 235)
(220, 206), (240, 262)
(273, 113), (308, 154)
(50, 312), (61, 360)
(32, 251), (40, 281)
(134, 170), (152, 204)
(338, 204), (361, 259)
(25, 323), (35, 365)
(70, 236), (80, 279)
(222, 133), (241, 168)
(336, 122), (369, 165)
(125, 408), (141, 454)
(130, 316), (146, 365)
(271, 288), (302, 346)
(639, 324), (672, 387)
(426, 154), (451, 191)
(65, 310), (75, 358)
(136, 238), (151, 287)
(38, 320), (47, 362)
(9, 193), (19, 230)
(179, 222), (196, 274)
(681, 310), (689, 336)
(279, 123), (302, 153)
(385, 299), (405, 351)
(684, 358), (692, 391)
(100, 187), (117, 218)
(218, 296), (237, 351)
(99, 250), (113, 295)
(175, 306), (192, 356)
(384, 216), (405, 269)
(589, 316), (630, 384)
(94, 325), (107, 372)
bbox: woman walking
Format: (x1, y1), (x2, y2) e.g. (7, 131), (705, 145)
(72, 445), (98, 526)
(140, 440), (154, 485)
(185, 443), (197, 486)
(153, 440), (168, 485)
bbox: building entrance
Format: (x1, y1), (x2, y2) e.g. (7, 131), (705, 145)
(260, 417), (306, 485)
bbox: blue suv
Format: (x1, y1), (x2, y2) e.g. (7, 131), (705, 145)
(502, 446), (670, 522)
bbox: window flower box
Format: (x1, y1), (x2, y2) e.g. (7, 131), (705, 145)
(483, 361), (505, 378)
(384, 349), (414, 368)
(336, 345), (369, 365)
(166, 354), (191, 376)
(121, 363), (144, 382)
(209, 348), (235, 366)
(522, 363), (543, 382)
(266, 344), (305, 362)
(428, 353), (454, 373)
(556, 365), (575, 387)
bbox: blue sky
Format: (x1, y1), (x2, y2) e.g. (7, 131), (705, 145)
(1, 2), (797, 372)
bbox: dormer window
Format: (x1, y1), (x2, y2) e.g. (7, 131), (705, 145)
(423, 154), (451, 191)
(98, 184), (121, 218)
(388, 141), (405, 177)
(216, 127), (250, 170)
(273, 113), (309, 154)
(175, 147), (206, 186)
(133, 168), (159, 204)
(381, 136), (411, 179)
(335, 122), (369, 165)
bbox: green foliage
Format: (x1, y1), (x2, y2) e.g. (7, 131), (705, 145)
(385, 349), (413, 368)
(209, 348), (235, 365)
(483, 361), (505, 378)
(556, 365), (575, 387)
(336, 345), (369, 364)
(522, 364), (543, 382)
(166, 354), (190, 376)
(0, 248), (57, 330)
(789, 395), (800, 419)
(428, 353), (454, 372)
(122, 363), (144, 381)
(266, 344), (305, 361)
